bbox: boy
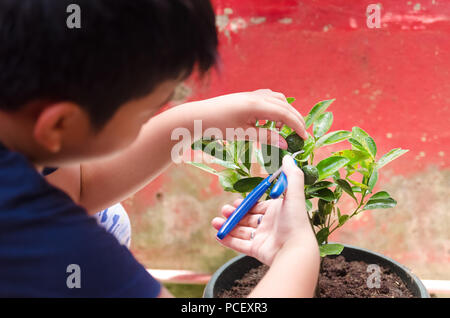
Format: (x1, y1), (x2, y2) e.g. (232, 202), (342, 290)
(0, 0), (319, 297)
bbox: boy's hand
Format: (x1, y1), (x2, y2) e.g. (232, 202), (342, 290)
(52, 90), (307, 214)
(189, 89), (307, 145)
(211, 156), (318, 266)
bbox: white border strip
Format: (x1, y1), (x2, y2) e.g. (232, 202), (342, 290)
(147, 269), (450, 295)
(422, 280), (450, 295)
(147, 269), (211, 285)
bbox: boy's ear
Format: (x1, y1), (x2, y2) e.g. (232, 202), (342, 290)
(33, 102), (86, 153)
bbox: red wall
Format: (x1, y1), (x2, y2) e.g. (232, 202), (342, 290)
(202, 0), (450, 174)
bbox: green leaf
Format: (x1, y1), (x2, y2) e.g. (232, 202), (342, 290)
(317, 156), (350, 180)
(238, 141), (253, 171)
(236, 169), (249, 177)
(305, 199), (312, 212)
(365, 136), (377, 159)
(304, 99), (335, 129)
(351, 126), (370, 144)
(210, 158), (240, 170)
(297, 134), (315, 161)
(352, 186), (362, 193)
(347, 164), (360, 179)
(367, 168), (378, 191)
(316, 228), (330, 245)
(313, 112), (333, 138)
(377, 148), (409, 169)
(347, 178), (370, 190)
(351, 127), (377, 159)
(335, 179), (357, 201)
(312, 211), (325, 226)
(286, 97), (296, 104)
(348, 138), (366, 154)
(332, 149), (370, 167)
(332, 170), (341, 181)
(339, 215), (350, 226)
(309, 188), (335, 202)
(233, 177), (264, 193)
(191, 138), (214, 150)
(316, 130), (351, 148)
(370, 191), (391, 199)
(363, 191), (397, 210)
(194, 139), (228, 161)
(260, 144), (289, 174)
(260, 120), (276, 129)
(319, 243), (344, 257)
(218, 169), (241, 192)
(186, 162), (218, 175)
(334, 185), (343, 200)
(306, 181), (335, 193)
(318, 199), (333, 215)
(279, 125), (293, 139)
(255, 147), (265, 167)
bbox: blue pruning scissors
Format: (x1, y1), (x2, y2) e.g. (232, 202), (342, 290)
(217, 150), (303, 240)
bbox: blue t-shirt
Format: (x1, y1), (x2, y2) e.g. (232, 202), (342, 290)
(0, 143), (161, 297)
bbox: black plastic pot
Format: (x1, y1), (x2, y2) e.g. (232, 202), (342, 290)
(203, 243), (429, 298)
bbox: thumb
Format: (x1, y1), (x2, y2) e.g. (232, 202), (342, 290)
(282, 155), (305, 201)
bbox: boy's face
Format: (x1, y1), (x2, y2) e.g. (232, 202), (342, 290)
(84, 80), (179, 158)
(33, 79), (180, 166)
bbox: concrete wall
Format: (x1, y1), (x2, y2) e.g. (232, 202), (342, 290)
(126, 0), (450, 281)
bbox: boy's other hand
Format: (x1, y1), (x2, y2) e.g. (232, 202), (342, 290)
(192, 89), (307, 146)
(211, 155), (318, 266)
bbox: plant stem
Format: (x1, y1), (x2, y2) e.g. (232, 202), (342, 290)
(349, 190), (367, 218)
(328, 191), (367, 235)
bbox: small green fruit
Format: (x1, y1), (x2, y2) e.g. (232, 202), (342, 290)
(286, 133), (304, 153)
(302, 165), (319, 185)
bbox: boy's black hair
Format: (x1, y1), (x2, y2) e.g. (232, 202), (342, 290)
(0, 0), (218, 128)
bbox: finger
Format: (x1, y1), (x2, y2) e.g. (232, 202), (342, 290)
(228, 200), (270, 214)
(273, 98), (307, 132)
(263, 95), (306, 129)
(268, 91), (288, 102)
(251, 200), (271, 214)
(255, 89), (287, 105)
(256, 128), (288, 150)
(212, 216), (226, 230)
(230, 226), (255, 240)
(282, 155), (305, 202)
(252, 89), (306, 130)
(216, 235), (252, 255)
(221, 204), (236, 218)
(240, 213), (264, 228)
(212, 217), (255, 240)
(253, 88), (274, 96)
(221, 204), (267, 220)
(232, 199), (244, 207)
(213, 213), (262, 230)
(259, 100), (307, 140)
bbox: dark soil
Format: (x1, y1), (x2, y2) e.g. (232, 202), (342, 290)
(217, 255), (415, 298)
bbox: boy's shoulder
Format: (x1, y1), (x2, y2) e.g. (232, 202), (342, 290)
(0, 144), (160, 297)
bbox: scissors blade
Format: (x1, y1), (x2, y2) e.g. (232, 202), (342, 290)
(268, 150), (304, 183)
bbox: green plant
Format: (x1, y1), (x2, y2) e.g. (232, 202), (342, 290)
(189, 98), (408, 257)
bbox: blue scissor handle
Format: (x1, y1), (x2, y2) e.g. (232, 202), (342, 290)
(217, 175), (272, 240)
(269, 171), (287, 199)
(270, 156), (298, 199)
